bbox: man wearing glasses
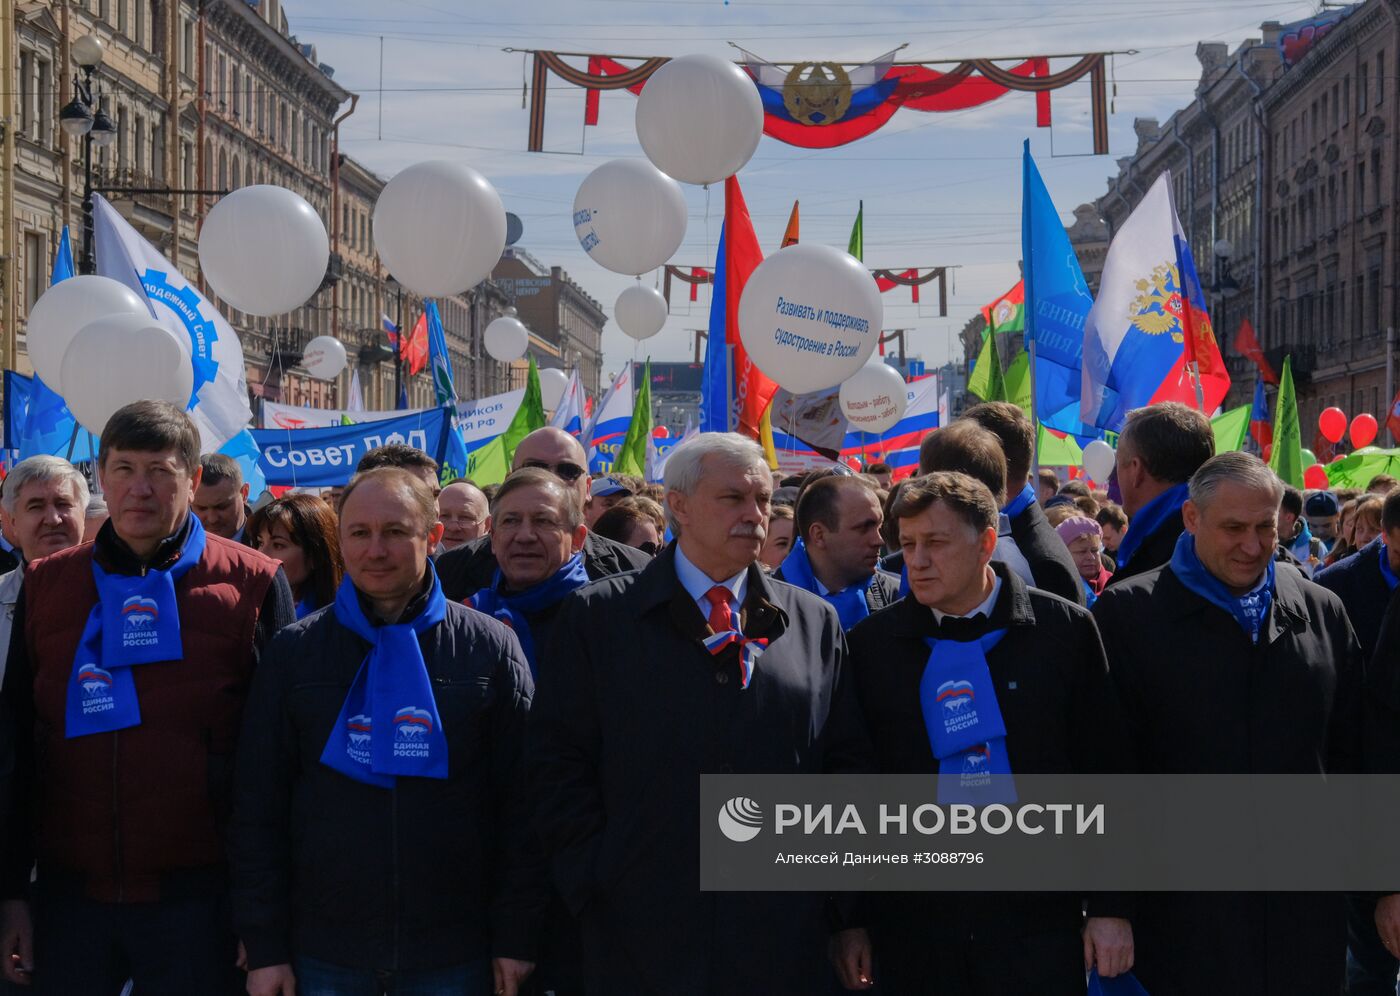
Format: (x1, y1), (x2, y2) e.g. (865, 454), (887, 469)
(437, 427), (650, 603)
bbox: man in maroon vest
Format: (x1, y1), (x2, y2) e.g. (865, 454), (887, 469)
(0, 400), (294, 995)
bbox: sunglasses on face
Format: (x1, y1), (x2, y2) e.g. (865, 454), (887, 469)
(521, 460), (587, 483)
(637, 540), (660, 556)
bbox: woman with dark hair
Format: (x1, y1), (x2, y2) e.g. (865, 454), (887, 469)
(593, 498), (664, 556)
(247, 493), (343, 618)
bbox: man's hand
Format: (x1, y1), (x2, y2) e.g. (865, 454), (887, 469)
(245, 964), (296, 996)
(829, 927), (874, 990)
(1083, 916), (1134, 978)
(0, 899), (33, 986)
(1375, 894), (1400, 958)
(492, 957), (534, 996)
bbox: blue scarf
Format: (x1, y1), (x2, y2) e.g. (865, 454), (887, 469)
(1116, 481), (1189, 571)
(1081, 577), (1099, 609)
(66, 516), (207, 738)
(1170, 532), (1274, 644)
(1380, 543), (1399, 591)
(780, 538), (872, 630)
(920, 626), (1016, 803)
(470, 552), (589, 675)
(1002, 483), (1036, 520)
(320, 566), (449, 787)
(294, 596), (318, 620)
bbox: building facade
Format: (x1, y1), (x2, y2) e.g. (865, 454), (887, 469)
(493, 248), (607, 397)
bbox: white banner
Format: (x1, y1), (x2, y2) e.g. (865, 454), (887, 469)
(261, 400), (421, 431)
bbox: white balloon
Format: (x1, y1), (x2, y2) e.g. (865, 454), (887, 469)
(59, 314), (194, 436)
(738, 244), (882, 395)
(198, 185), (330, 316)
(373, 161), (506, 296)
(484, 315), (529, 362)
(614, 285), (668, 341)
(26, 275), (150, 392)
(635, 54), (763, 186)
(302, 335), (347, 381)
(573, 159), (686, 276)
(539, 368), (569, 410)
(1082, 439), (1117, 482)
(839, 362), (908, 435)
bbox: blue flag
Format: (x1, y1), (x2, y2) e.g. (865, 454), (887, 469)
(251, 408), (452, 487)
(424, 300), (458, 407)
(18, 227), (95, 462)
(217, 429), (267, 501)
(1021, 142), (1098, 439)
(700, 226), (730, 434)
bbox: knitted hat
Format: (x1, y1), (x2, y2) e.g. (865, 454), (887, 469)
(1055, 515), (1102, 546)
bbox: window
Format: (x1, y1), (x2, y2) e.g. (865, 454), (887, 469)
(1368, 266), (1382, 333)
(152, 122), (164, 182)
(135, 0), (144, 47)
(1378, 52), (1386, 106)
(37, 58), (50, 144)
(1343, 76), (1351, 124)
(1356, 275), (1365, 334)
(117, 0), (127, 35)
(22, 232), (45, 317)
(1359, 63), (1369, 116)
(135, 117), (145, 175)
(1373, 149), (1382, 209)
(1358, 161), (1366, 215)
(17, 50), (31, 138)
(117, 106), (128, 170)
(1332, 84), (1340, 130)
(1341, 173), (1348, 225)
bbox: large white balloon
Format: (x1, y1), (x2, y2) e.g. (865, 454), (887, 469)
(59, 314), (194, 436)
(1082, 439), (1117, 483)
(635, 54), (763, 186)
(738, 244), (882, 394)
(26, 275), (149, 392)
(539, 368), (569, 410)
(198, 185), (330, 316)
(614, 285), (668, 341)
(484, 315), (529, 363)
(840, 362), (908, 435)
(373, 161), (506, 296)
(572, 160), (686, 275)
(302, 335), (347, 381)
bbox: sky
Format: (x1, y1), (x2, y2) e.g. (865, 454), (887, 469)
(283, 0), (1323, 383)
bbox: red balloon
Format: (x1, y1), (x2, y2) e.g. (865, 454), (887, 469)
(1303, 464), (1330, 490)
(1318, 406), (1347, 444)
(1350, 413), (1379, 449)
(651, 425), (670, 438)
(1262, 443), (1272, 462)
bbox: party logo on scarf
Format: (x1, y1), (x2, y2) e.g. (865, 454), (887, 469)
(346, 714), (373, 766)
(77, 665), (116, 715)
(393, 706), (434, 759)
(937, 679), (977, 733)
(121, 595), (161, 649)
(959, 744), (993, 788)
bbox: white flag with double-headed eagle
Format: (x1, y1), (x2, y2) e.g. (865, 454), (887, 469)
(93, 193), (254, 452)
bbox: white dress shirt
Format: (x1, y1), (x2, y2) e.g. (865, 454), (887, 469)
(674, 543), (748, 626)
(929, 572), (1002, 624)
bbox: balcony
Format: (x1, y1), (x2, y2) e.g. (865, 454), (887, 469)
(268, 326), (317, 366)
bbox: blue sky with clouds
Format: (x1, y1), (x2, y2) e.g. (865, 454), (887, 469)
(283, 0), (1318, 381)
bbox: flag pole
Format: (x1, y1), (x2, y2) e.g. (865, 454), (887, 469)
(1190, 360), (1206, 412)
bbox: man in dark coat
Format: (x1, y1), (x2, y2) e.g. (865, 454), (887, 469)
(1093, 452), (1363, 996)
(229, 467), (540, 996)
(961, 402), (1085, 605)
(1105, 402), (1215, 586)
(529, 432), (871, 996)
(437, 428), (648, 601)
(836, 471), (1135, 995)
(774, 473), (898, 626)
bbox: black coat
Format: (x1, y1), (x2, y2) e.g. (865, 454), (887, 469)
(1007, 500), (1087, 606)
(845, 565), (1133, 949)
(1314, 540), (1391, 659)
(1092, 564), (1363, 996)
(228, 594), (542, 972)
(437, 530), (650, 603)
(528, 546), (872, 996)
(1104, 507), (1184, 587)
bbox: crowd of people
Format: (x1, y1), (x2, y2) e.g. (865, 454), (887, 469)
(0, 396), (1396, 996)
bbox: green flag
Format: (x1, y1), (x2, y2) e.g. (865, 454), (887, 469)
(967, 327), (1006, 402)
(1004, 349), (1032, 419)
(339, 413), (355, 426)
(612, 359), (653, 477)
(1036, 424), (1083, 467)
(1210, 405), (1251, 454)
(467, 357), (546, 485)
(1268, 356), (1304, 488)
(847, 201), (863, 261)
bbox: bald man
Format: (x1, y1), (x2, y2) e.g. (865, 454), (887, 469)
(437, 428), (650, 602)
(438, 481), (491, 552)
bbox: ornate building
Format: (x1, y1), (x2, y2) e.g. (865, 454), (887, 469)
(493, 248), (606, 397)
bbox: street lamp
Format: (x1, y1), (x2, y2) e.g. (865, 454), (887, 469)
(61, 34), (116, 274)
(1211, 238), (1241, 300)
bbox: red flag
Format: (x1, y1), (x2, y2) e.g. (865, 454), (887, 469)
(401, 311), (429, 376)
(1233, 318), (1279, 386)
(725, 176), (776, 438)
(1387, 388), (1400, 444)
(689, 267), (708, 303)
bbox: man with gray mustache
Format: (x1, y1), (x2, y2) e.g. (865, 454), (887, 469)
(529, 432), (871, 995)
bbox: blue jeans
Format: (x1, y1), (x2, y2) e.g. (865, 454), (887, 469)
(292, 957), (493, 996)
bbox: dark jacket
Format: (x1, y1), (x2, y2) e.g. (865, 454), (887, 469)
(771, 565), (901, 620)
(229, 594), (541, 972)
(1006, 500), (1087, 606)
(1092, 563), (1363, 996)
(1314, 540), (1390, 659)
(1105, 507), (1184, 587)
(528, 546), (871, 996)
(437, 529), (650, 603)
(0, 518), (293, 903)
(846, 565), (1133, 950)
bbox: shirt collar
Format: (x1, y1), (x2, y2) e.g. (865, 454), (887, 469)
(674, 542), (747, 606)
(930, 571), (1001, 623)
